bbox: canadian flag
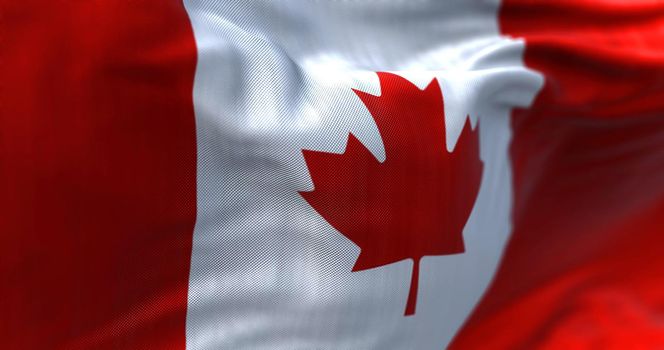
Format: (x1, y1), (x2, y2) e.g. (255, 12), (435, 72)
(2, 1), (663, 349)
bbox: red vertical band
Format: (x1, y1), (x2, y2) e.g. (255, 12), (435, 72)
(451, 1), (664, 348)
(0, 1), (197, 348)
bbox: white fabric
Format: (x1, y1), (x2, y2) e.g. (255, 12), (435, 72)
(183, 1), (543, 348)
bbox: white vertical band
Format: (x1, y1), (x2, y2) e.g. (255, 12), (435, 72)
(183, 1), (542, 348)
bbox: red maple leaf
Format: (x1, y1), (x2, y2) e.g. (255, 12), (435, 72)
(300, 72), (483, 315)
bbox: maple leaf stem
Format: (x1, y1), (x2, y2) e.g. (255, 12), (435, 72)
(404, 258), (420, 316)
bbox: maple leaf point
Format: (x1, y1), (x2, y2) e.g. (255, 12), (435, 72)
(300, 72), (483, 316)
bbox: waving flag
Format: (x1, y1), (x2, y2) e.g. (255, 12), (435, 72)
(2, 1), (663, 349)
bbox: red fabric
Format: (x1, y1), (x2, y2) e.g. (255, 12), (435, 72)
(0, 1), (197, 348)
(3, 1), (663, 349)
(451, 1), (664, 348)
